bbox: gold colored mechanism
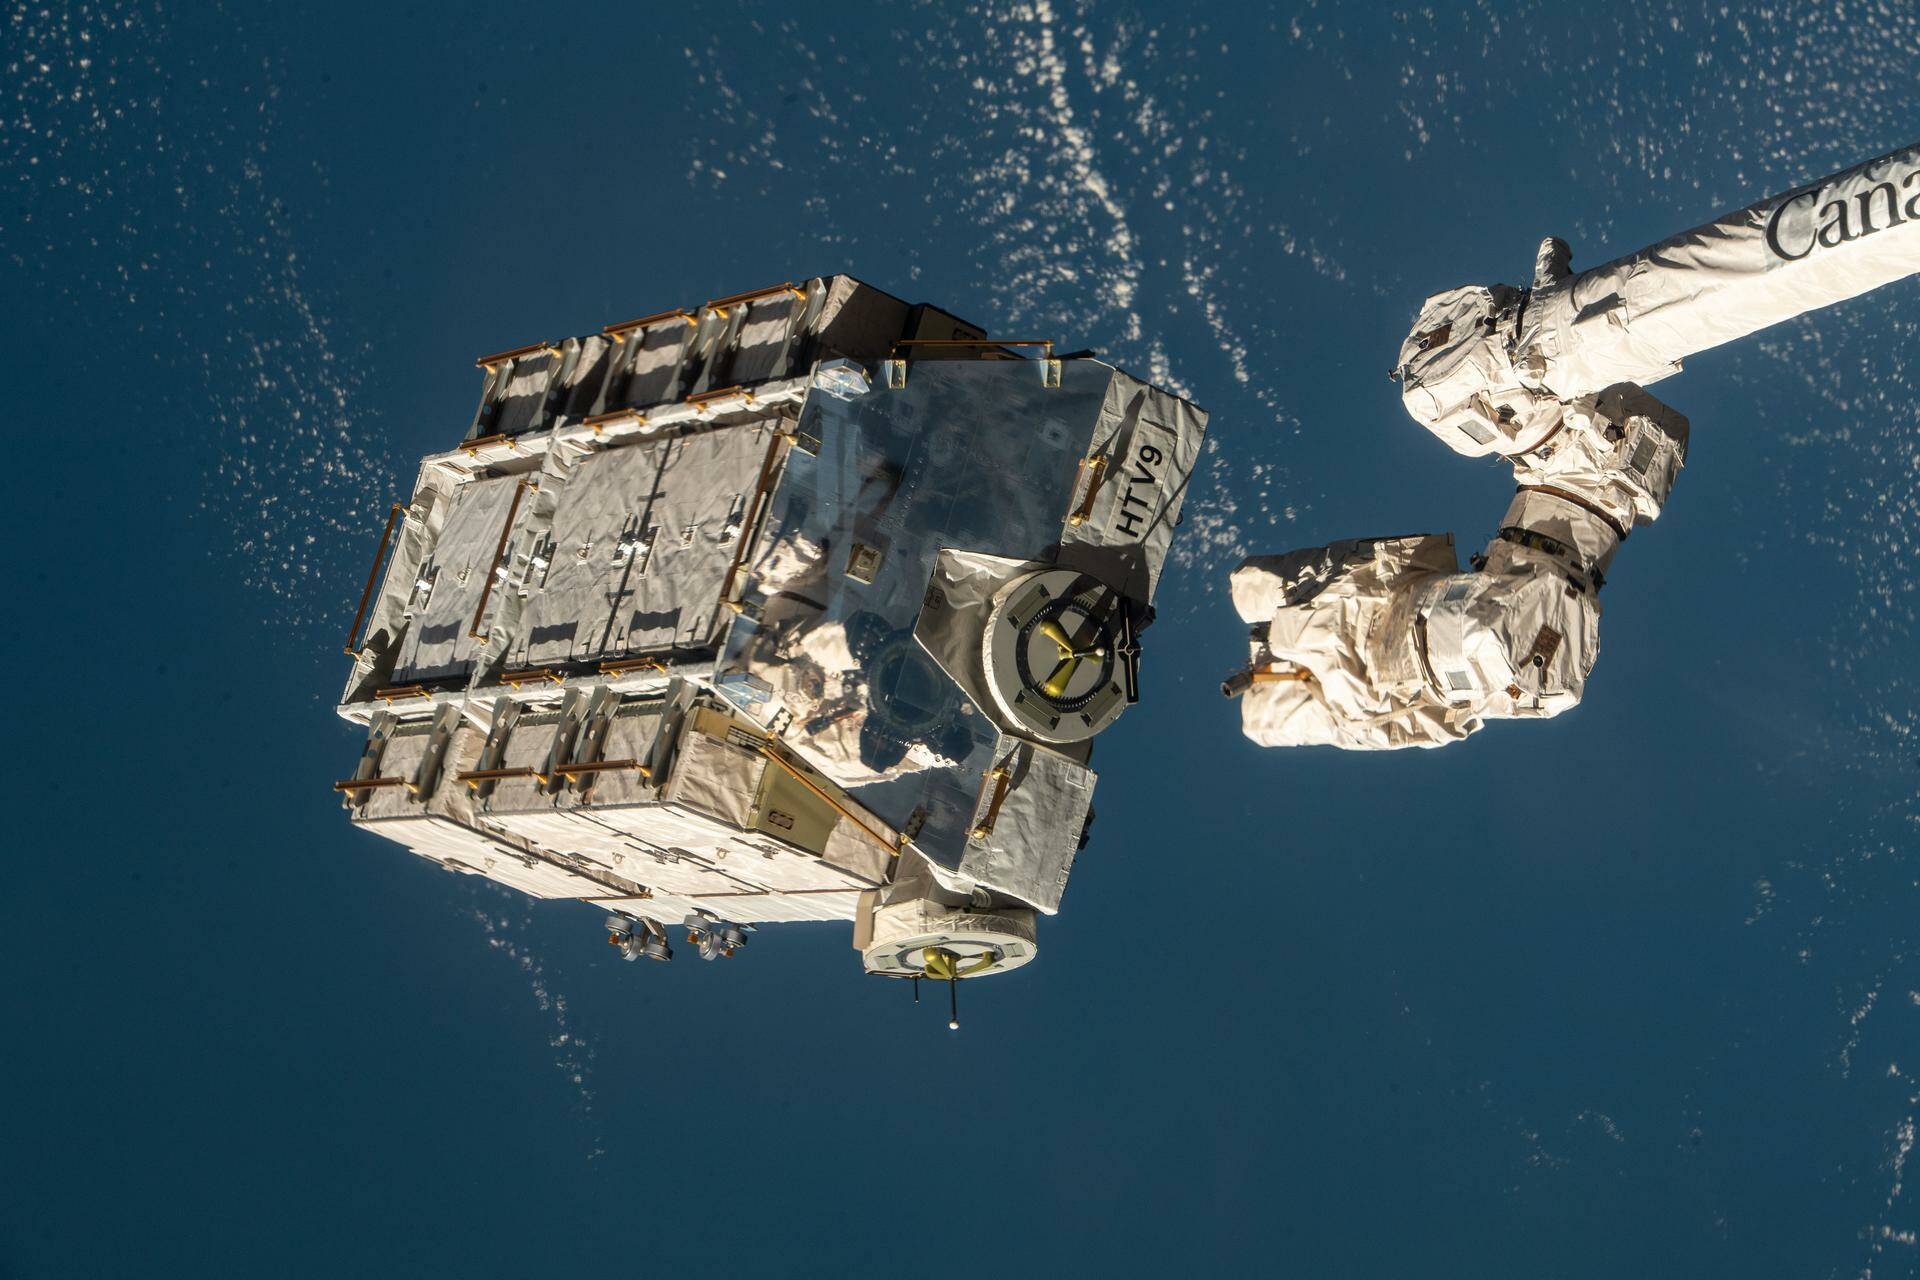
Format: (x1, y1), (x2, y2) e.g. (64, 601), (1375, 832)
(921, 946), (999, 981)
(921, 946), (995, 1031)
(1037, 618), (1106, 699)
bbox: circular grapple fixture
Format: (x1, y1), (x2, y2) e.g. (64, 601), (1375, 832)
(861, 899), (1037, 982)
(983, 567), (1135, 744)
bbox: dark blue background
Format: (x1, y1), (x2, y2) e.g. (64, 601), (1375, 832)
(5, 2), (1917, 1276)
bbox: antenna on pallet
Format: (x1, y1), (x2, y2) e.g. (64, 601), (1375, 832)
(924, 947), (971, 1030)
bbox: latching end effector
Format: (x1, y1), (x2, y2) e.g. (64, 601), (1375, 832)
(1393, 279), (1563, 458)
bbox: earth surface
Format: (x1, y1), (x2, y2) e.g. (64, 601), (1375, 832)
(6, 2), (1919, 1276)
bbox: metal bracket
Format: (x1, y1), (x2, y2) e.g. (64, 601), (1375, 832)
(1065, 455), (1109, 527)
(969, 746), (1025, 841)
(407, 704), (464, 799)
(1115, 606), (1142, 704)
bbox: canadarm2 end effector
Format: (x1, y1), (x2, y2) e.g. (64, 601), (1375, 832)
(1226, 386), (1686, 750)
(1395, 141), (1919, 460)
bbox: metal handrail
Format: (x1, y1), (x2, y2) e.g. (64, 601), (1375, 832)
(1065, 456), (1109, 527)
(602, 309), (695, 339)
(704, 282), (805, 313)
(475, 341), (558, 369)
(892, 338), (1053, 352)
(496, 667), (561, 687)
(716, 429), (789, 610)
(456, 766), (544, 793)
(757, 744), (898, 856)
(580, 408), (646, 432)
(599, 656), (668, 675)
(467, 477), (536, 642)
(553, 759), (650, 778)
(969, 761), (1016, 840)
(686, 384), (755, 408)
(343, 503), (406, 656)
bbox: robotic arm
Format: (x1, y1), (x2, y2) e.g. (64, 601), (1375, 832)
(1226, 385), (1684, 749)
(1229, 139), (1917, 751)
